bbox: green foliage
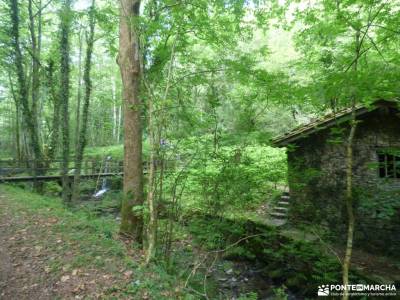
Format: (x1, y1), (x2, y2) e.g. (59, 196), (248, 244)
(354, 187), (400, 256)
(1, 0), (400, 297)
(263, 239), (345, 296)
(83, 145), (123, 160)
(194, 145), (285, 213)
(0, 184), (126, 264)
(291, 0), (400, 109)
(271, 287), (288, 300)
(357, 189), (400, 221)
(188, 216), (233, 250)
(122, 264), (184, 299)
(78, 190), (122, 217)
(162, 137), (286, 215)
(186, 212), (372, 298)
(43, 181), (63, 196)
(0, 185), (202, 298)
(237, 291), (258, 300)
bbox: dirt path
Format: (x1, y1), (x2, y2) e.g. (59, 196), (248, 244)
(0, 214), (12, 295)
(0, 194), (57, 299)
(0, 189), (135, 300)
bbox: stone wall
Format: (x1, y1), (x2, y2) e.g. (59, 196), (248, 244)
(287, 106), (400, 256)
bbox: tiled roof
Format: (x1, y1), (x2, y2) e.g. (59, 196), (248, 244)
(271, 100), (398, 147)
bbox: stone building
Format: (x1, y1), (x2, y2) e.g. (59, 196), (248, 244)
(273, 100), (400, 256)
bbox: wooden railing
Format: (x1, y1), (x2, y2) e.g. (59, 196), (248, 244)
(0, 158), (124, 182)
(0, 158), (179, 182)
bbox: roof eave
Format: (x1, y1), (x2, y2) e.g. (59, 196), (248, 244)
(271, 106), (373, 147)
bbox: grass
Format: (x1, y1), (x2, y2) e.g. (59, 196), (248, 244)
(0, 185), (278, 299)
(0, 152), (12, 159)
(0, 184), (126, 265)
(83, 145), (124, 160)
(0, 145), (122, 162)
(0, 185), (190, 299)
(83, 142), (150, 160)
(3, 184), (390, 299)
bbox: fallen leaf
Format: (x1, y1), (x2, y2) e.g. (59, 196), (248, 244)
(73, 283), (85, 293)
(124, 270), (133, 277)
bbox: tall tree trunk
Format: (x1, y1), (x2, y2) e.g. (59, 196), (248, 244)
(145, 96), (157, 264)
(144, 38), (175, 263)
(28, 0), (40, 132)
(342, 30), (360, 300)
(72, 0), (96, 203)
(22, 129), (30, 162)
(28, 0), (43, 136)
(112, 76), (117, 141)
(75, 27), (83, 151)
(117, 104), (122, 143)
(59, 0), (73, 203)
(8, 72), (21, 162)
(47, 59), (60, 161)
(118, 0), (144, 242)
(343, 116), (356, 299)
(113, 103), (117, 140)
(9, 0), (44, 191)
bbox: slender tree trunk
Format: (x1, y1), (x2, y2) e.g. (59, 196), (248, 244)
(15, 98), (21, 163)
(342, 30), (360, 300)
(343, 117), (356, 299)
(145, 152), (157, 263)
(8, 100), (13, 154)
(28, 0), (40, 132)
(144, 39), (176, 262)
(8, 72), (21, 162)
(28, 0), (44, 154)
(37, 0), (43, 141)
(117, 104), (122, 143)
(59, 0), (73, 203)
(118, 0), (144, 242)
(22, 130), (30, 162)
(75, 27), (83, 150)
(145, 96), (157, 264)
(47, 59), (60, 161)
(112, 76), (117, 141)
(9, 0), (44, 191)
(112, 104), (115, 139)
(72, 0), (96, 203)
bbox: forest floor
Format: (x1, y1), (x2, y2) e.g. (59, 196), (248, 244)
(0, 185), (150, 300)
(1, 184), (399, 300)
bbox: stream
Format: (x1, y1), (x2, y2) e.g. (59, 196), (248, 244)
(211, 259), (300, 299)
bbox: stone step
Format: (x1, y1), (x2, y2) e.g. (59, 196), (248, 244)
(278, 201), (289, 206)
(274, 207), (288, 212)
(270, 212), (287, 218)
(281, 195), (290, 200)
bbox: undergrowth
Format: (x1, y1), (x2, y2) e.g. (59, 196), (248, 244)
(0, 185), (198, 299)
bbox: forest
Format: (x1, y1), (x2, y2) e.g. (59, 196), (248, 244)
(0, 0), (399, 299)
